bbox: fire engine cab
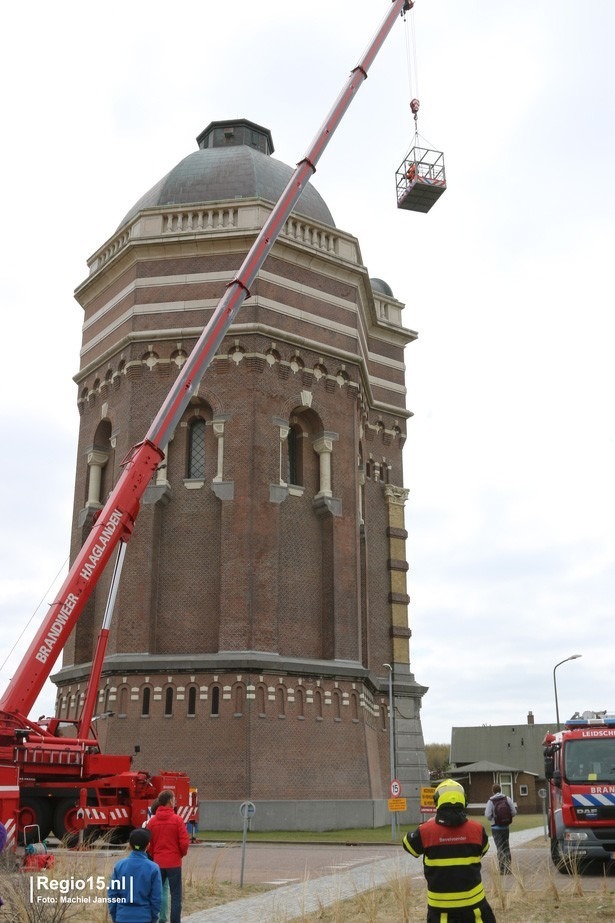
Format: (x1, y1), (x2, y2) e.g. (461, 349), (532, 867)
(544, 711), (615, 871)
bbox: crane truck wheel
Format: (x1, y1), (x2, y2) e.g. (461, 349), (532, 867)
(18, 798), (53, 844)
(52, 798), (83, 845)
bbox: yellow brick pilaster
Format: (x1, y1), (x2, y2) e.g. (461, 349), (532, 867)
(384, 484), (411, 664)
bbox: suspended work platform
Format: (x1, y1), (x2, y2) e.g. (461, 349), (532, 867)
(396, 146), (446, 213)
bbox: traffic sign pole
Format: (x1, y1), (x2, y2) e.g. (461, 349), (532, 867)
(384, 664), (397, 841)
(239, 801), (255, 888)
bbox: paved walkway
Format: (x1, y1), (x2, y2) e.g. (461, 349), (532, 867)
(184, 828), (545, 923)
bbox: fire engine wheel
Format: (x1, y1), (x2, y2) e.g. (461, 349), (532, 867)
(52, 798), (82, 844)
(18, 797), (53, 844)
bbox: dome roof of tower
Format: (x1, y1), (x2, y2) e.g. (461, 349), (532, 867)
(370, 278), (394, 297)
(118, 119), (335, 231)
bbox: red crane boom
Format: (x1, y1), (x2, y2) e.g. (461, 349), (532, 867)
(0, 0), (414, 847)
(1, 0), (413, 719)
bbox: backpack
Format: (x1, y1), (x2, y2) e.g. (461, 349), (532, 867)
(492, 796), (513, 826)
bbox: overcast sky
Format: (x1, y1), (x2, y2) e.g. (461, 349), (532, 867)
(0, 0), (613, 745)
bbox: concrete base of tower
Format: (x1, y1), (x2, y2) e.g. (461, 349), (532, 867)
(389, 661), (431, 826)
(202, 798), (408, 832)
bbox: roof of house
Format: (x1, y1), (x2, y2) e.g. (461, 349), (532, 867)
(451, 760), (539, 777)
(450, 722), (554, 777)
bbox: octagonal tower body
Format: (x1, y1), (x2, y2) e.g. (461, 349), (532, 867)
(53, 119), (428, 829)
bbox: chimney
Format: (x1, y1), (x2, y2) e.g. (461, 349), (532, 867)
(527, 710), (534, 725)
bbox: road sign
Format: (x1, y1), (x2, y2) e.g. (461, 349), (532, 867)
(420, 786), (436, 813)
(390, 779), (401, 798)
(240, 801), (256, 819)
(388, 797), (407, 812)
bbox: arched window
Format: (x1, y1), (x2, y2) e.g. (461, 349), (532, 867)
(118, 687), (128, 717)
(315, 689), (323, 720)
(233, 684), (245, 716)
(296, 687), (305, 719)
(210, 686), (220, 717)
(276, 686), (286, 718)
(141, 687), (151, 717)
(164, 687), (174, 717)
(333, 690), (342, 721)
(351, 692), (359, 722)
(187, 686), (197, 717)
(188, 417), (206, 479)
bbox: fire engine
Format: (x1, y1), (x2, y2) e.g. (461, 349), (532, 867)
(0, 0), (429, 848)
(544, 711), (615, 870)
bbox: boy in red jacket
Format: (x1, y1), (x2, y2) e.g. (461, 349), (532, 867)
(147, 790), (190, 923)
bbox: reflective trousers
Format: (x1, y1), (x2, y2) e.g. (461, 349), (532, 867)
(426, 898), (497, 922)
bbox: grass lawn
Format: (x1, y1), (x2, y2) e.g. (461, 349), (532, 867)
(199, 813), (545, 844)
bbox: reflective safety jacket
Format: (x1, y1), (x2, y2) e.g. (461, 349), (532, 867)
(402, 815), (490, 911)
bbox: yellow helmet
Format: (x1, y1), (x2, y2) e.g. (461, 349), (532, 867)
(434, 778), (466, 808)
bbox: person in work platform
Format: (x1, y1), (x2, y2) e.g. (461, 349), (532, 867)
(402, 778), (497, 923)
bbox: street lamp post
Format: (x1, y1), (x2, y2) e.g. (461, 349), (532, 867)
(553, 654), (582, 730)
(383, 663), (396, 841)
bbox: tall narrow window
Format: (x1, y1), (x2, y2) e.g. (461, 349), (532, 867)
(233, 684), (245, 716)
(118, 687), (128, 717)
(276, 687), (286, 718)
(315, 689), (323, 720)
(287, 423), (303, 486)
(296, 687), (305, 719)
(187, 686), (197, 716)
(188, 418), (206, 479)
(257, 685), (266, 716)
(210, 686), (220, 717)
(164, 687), (174, 717)
(141, 687), (151, 717)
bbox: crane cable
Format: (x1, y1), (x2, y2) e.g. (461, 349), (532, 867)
(404, 4), (420, 140)
(403, 6), (438, 153)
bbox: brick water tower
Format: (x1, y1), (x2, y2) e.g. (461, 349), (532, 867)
(53, 119), (429, 829)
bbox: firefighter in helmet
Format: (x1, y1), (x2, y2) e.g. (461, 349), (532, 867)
(402, 778), (497, 923)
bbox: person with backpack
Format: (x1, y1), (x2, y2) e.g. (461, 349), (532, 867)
(485, 784), (517, 874)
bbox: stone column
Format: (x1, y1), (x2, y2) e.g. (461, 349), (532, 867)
(313, 435), (333, 498)
(213, 421), (225, 483)
(86, 449), (109, 507)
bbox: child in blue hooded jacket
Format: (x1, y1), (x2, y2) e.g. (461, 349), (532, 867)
(108, 827), (162, 923)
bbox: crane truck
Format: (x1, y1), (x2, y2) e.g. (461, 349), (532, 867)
(544, 712), (615, 871)
(0, 0), (416, 847)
